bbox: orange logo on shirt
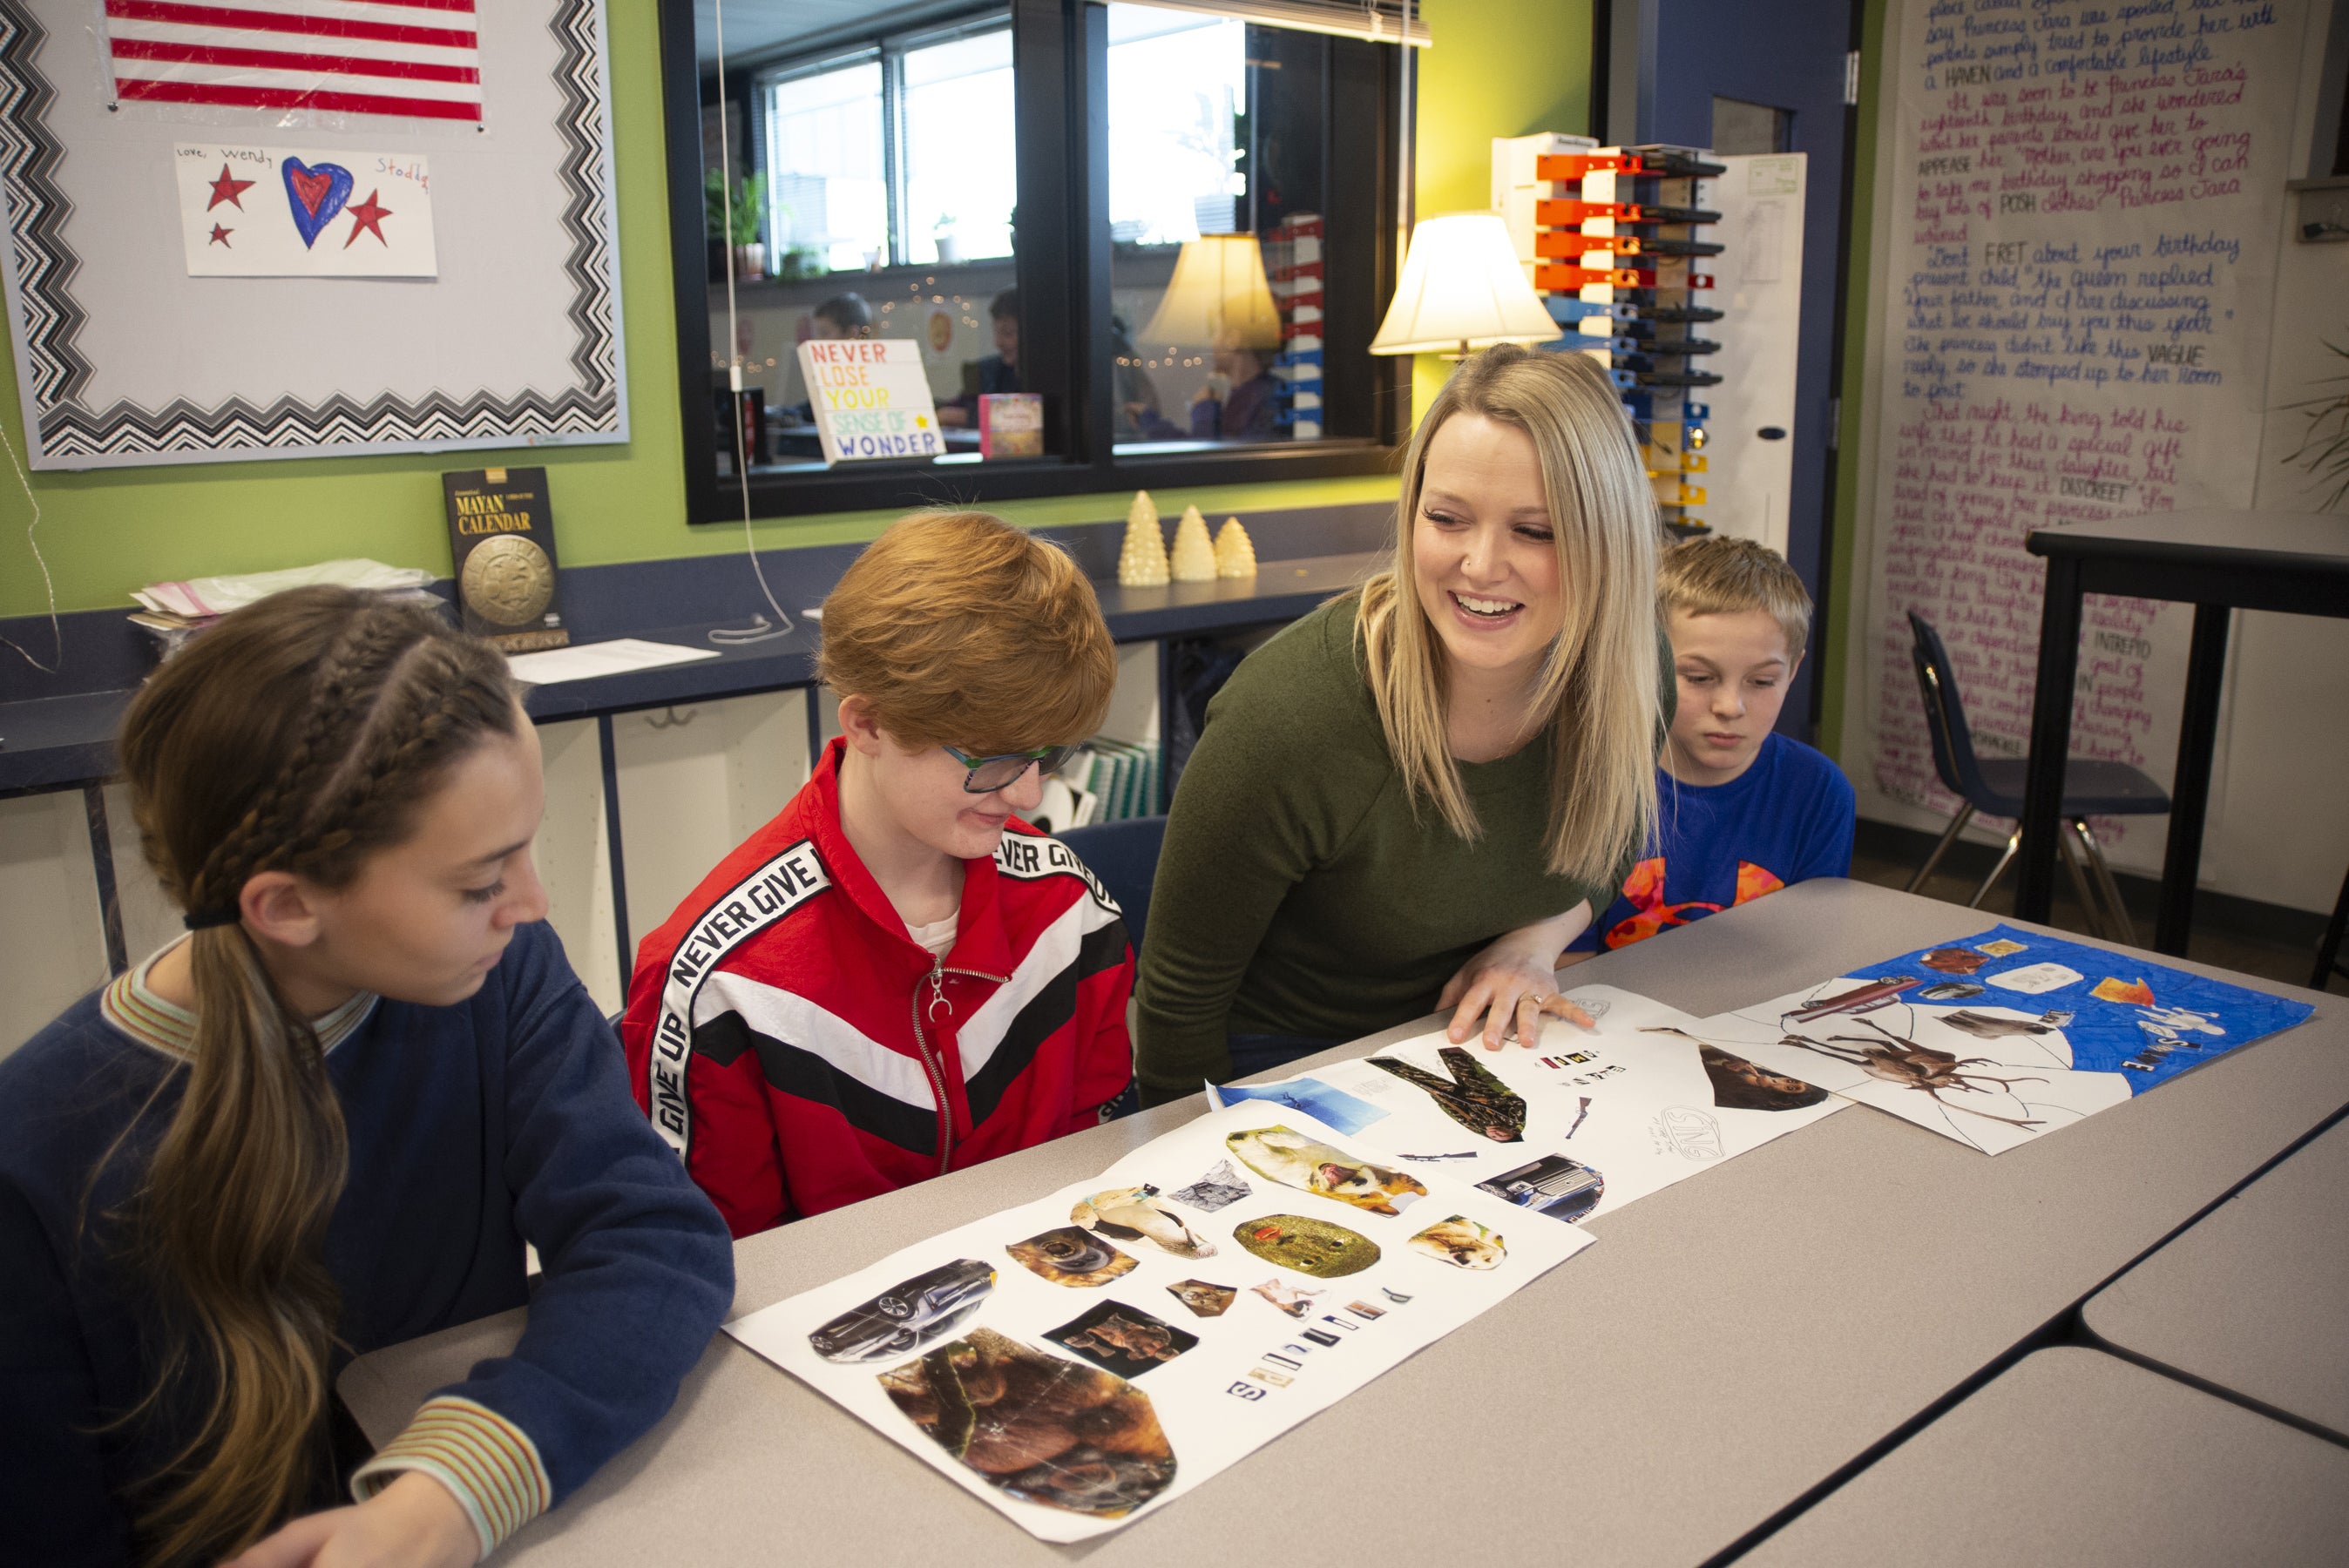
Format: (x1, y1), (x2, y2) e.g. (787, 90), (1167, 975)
(1604, 859), (1785, 948)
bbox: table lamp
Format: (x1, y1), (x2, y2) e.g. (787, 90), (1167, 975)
(1370, 211), (1560, 358)
(1139, 233), (1283, 350)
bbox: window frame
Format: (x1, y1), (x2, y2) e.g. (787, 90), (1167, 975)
(661, 0), (1408, 525)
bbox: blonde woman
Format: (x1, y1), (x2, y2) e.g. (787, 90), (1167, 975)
(1136, 346), (1669, 1104)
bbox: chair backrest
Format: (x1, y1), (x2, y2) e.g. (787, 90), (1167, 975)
(1906, 611), (1993, 801)
(1053, 815), (1167, 957)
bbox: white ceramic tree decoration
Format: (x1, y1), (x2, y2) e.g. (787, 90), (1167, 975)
(1214, 517), (1257, 578)
(1117, 490), (1168, 586)
(1169, 504), (1217, 581)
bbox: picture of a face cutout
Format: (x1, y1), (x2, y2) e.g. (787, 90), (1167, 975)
(1007, 1226), (1139, 1288)
(878, 1328), (1176, 1518)
(1231, 1213), (1382, 1278)
(1165, 1280), (1237, 1318)
(1168, 1159), (1252, 1213)
(1698, 1044), (1830, 1112)
(1071, 1186), (1216, 1260)
(1225, 1125), (1428, 1215)
(807, 1258), (996, 1363)
(1249, 1278), (1323, 1318)
(1476, 1155), (1604, 1223)
(1046, 1301), (1199, 1377)
(1408, 1215), (1506, 1269)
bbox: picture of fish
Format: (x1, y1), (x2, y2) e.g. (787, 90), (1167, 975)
(1007, 1226), (1140, 1288)
(807, 1258), (996, 1363)
(1230, 1213), (1382, 1278)
(1071, 1186), (1216, 1260)
(1407, 1215), (1506, 1270)
(1249, 1278), (1323, 1318)
(877, 1327), (1176, 1518)
(1164, 1279), (1237, 1318)
(1225, 1125), (1428, 1215)
(1168, 1159), (1252, 1213)
(1476, 1154), (1606, 1223)
(1046, 1301), (1198, 1377)
(1365, 1046), (1527, 1142)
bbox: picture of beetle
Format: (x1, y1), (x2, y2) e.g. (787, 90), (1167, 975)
(1770, 1017), (2048, 1130)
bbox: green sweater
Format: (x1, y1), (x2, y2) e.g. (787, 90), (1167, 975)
(1137, 595), (1667, 1103)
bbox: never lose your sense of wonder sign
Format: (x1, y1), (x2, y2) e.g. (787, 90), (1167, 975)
(796, 339), (943, 464)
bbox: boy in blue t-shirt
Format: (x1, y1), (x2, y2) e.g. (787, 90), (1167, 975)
(1570, 536), (1856, 955)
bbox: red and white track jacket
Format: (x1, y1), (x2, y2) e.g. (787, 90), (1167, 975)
(620, 740), (1134, 1237)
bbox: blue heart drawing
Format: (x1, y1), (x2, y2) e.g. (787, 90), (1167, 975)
(281, 159), (355, 249)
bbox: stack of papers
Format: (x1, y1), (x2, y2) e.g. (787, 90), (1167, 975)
(504, 638), (721, 686)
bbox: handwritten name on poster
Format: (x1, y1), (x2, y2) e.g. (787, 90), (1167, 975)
(796, 338), (943, 463)
(1860, 0), (2304, 868)
(176, 145), (437, 279)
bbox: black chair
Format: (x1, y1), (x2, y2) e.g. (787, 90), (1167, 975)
(2313, 863), (2348, 992)
(1055, 815), (1168, 953)
(1906, 611), (2170, 941)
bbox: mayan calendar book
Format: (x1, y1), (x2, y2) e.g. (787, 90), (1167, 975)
(443, 467), (568, 652)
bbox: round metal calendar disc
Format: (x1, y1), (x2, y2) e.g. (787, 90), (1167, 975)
(462, 535), (554, 625)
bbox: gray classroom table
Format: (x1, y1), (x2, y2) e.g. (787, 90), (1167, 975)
(1742, 1347), (2349, 1567)
(2082, 1114), (2349, 1442)
(339, 881), (2346, 1565)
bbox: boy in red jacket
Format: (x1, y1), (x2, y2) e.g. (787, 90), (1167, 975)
(622, 511), (1134, 1235)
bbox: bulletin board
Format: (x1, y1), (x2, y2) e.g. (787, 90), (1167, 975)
(0, 0), (626, 470)
(1847, 0), (2312, 874)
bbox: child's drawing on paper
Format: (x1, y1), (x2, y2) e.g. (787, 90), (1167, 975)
(878, 1328), (1176, 1517)
(176, 143), (438, 279)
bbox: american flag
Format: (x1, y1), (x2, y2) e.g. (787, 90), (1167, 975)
(103, 0), (483, 124)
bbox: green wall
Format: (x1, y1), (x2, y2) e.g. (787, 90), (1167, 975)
(0, 0), (1606, 621)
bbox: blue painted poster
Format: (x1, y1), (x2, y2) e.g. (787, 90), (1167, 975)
(1683, 924), (2314, 1154)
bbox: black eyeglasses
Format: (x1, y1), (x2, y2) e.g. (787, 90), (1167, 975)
(941, 742), (1083, 794)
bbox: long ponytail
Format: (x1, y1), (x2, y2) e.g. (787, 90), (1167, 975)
(112, 588), (517, 1564)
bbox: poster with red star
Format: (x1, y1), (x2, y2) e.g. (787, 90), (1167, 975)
(175, 143), (437, 279)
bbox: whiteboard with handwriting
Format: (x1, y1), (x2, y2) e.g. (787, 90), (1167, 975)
(1851, 0), (2310, 870)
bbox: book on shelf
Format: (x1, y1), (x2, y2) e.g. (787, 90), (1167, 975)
(443, 467), (570, 652)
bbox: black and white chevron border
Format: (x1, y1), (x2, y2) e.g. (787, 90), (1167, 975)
(0, 0), (625, 465)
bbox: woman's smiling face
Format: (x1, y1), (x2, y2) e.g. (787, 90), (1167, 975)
(1410, 412), (1566, 686)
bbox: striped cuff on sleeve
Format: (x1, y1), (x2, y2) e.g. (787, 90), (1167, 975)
(350, 1395), (555, 1557)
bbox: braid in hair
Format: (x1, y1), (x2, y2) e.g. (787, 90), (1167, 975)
(111, 587), (517, 1565)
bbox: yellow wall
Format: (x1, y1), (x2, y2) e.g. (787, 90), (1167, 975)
(0, 0), (1604, 620)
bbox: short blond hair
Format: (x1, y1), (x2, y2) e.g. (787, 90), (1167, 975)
(1657, 536), (1812, 660)
(819, 511), (1116, 753)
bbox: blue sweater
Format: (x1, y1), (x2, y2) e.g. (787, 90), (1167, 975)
(1571, 732), (1857, 951)
(0, 920), (734, 1565)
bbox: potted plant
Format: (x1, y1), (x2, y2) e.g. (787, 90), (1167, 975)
(704, 171), (768, 280)
(933, 213), (961, 265)
(2284, 338), (2349, 510)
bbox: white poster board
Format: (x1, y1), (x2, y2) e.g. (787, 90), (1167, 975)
(1702, 153), (1805, 556)
(0, 0), (625, 469)
(1850, 0), (2312, 871)
(796, 338), (944, 463)
(726, 1101), (1592, 1543)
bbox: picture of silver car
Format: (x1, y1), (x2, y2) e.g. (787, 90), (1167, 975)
(807, 1258), (998, 1362)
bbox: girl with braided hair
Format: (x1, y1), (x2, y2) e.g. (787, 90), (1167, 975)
(0, 587), (733, 1567)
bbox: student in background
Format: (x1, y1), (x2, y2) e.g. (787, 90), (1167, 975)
(622, 512), (1134, 1238)
(1567, 536), (1855, 956)
(938, 288), (1021, 427)
(1188, 334), (1280, 442)
(0, 589), (733, 1567)
(785, 294), (874, 423)
(1136, 347), (1673, 1105)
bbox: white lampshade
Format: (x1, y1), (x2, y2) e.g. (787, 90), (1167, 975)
(1370, 212), (1560, 355)
(1139, 234), (1283, 350)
